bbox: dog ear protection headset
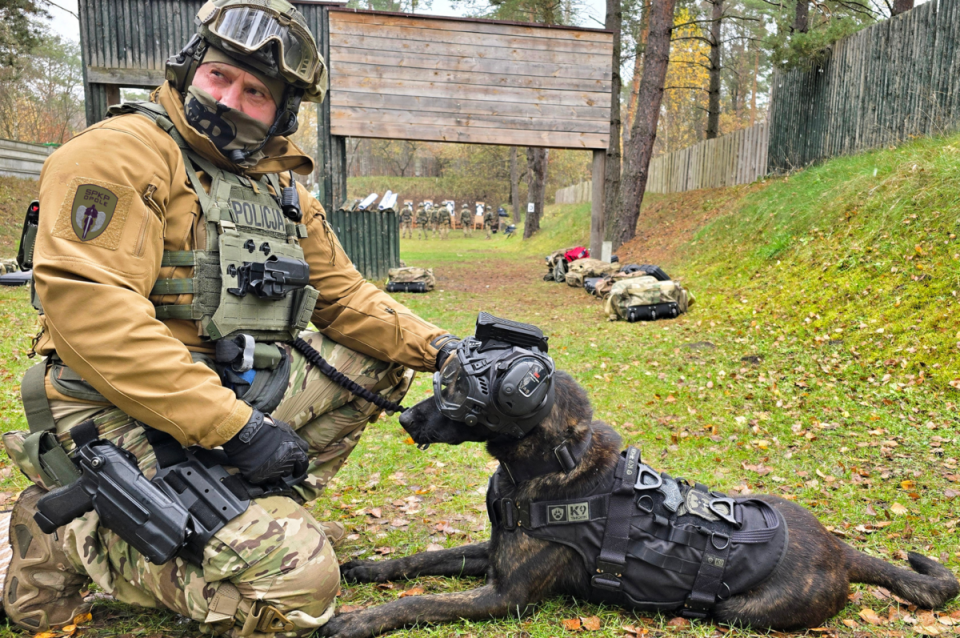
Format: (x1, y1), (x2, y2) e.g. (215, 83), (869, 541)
(433, 312), (555, 438)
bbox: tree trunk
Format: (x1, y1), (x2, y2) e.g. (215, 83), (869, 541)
(524, 147), (547, 239)
(510, 146), (522, 223)
(625, 0), (652, 138)
(615, 0), (677, 249)
(603, 0), (622, 242)
(705, 0), (723, 140)
(793, 0), (809, 33)
(751, 46), (758, 126)
(891, 0), (913, 15)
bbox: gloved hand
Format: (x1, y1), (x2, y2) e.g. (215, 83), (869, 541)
(435, 336), (461, 371)
(222, 410), (308, 485)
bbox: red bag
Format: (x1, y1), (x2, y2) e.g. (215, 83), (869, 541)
(564, 247), (589, 262)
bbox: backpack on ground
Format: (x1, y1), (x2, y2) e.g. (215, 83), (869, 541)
(592, 272), (656, 299)
(386, 267), (435, 293)
(619, 264), (670, 281)
(584, 277), (604, 295)
(604, 278), (694, 322)
(544, 248), (575, 282)
(565, 259), (621, 288)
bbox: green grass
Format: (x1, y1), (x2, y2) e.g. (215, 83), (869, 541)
(0, 133), (959, 636)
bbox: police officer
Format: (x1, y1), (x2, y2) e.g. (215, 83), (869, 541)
(438, 203), (451, 240)
(400, 202), (413, 239)
(483, 204), (496, 239)
(1, 1), (459, 635)
(426, 203), (439, 239)
(416, 203), (429, 240)
(460, 203), (472, 238)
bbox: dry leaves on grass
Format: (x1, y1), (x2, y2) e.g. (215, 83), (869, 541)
(339, 604), (365, 613)
(398, 586), (424, 598)
(581, 615), (601, 631)
(561, 618), (581, 631)
(665, 617), (691, 629)
(859, 607), (884, 625)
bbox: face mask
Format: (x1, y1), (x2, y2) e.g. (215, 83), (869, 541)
(184, 85), (271, 162)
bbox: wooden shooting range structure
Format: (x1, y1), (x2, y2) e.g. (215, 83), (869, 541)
(78, 0), (613, 276)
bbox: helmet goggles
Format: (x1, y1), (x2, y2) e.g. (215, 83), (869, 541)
(199, 2), (323, 88)
(433, 313), (555, 439)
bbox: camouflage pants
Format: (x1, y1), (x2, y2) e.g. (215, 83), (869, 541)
(432, 222), (439, 238)
(485, 222), (493, 239)
(417, 224), (428, 240)
(400, 221), (412, 238)
(22, 332), (414, 637)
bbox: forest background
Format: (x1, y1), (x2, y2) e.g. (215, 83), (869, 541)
(0, 0), (921, 234)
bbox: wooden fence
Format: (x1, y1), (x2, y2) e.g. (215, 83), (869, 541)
(646, 121), (769, 193)
(0, 139), (56, 180)
(768, 0), (960, 172)
(555, 180), (593, 204)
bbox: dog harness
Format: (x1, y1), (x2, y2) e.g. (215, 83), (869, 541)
(486, 445), (789, 617)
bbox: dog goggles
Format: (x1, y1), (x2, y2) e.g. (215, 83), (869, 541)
(198, 2), (323, 87)
(433, 336), (555, 439)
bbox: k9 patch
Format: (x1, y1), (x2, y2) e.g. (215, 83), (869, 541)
(548, 502), (590, 524)
(53, 178), (136, 250)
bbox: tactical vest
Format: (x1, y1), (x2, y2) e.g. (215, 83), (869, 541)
(487, 447), (788, 618)
(107, 101), (318, 344)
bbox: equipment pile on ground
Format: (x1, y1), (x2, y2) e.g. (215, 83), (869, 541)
(542, 250), (694, 322)
(386, 267), (436, 293)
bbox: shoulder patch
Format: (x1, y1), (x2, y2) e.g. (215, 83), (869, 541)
(53, 178), (137, 250)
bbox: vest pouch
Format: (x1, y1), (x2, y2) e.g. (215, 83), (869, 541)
(216, 344), (291, 415)
(292, 285), (319, 331)
(9, 430), (81, 490)
(49, 360), (110, 403)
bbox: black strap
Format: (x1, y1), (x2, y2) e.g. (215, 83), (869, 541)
(523, 493), (608, 528)
(683, 532), (733, 618)
(69, 419), (99, 448)
(144, 427), (187, 468)
(501, 428), (593, 484)
(593, 446), (641, 586)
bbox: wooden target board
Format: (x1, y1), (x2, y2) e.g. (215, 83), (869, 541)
(327, 9), (613, 149)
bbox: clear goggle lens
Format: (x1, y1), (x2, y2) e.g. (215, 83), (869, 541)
(212, 6), (319, 84)
(436, 355), (469, 409)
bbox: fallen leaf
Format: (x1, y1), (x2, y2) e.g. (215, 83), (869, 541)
(399, 586), (424, 598)
(374, 546), (394, 555)
(73, 612), (93, 625)
(31, 632), (60, 638)
(581, 616), (601, 631)
(901, 480), (916, 490)
(938, 616), (956, 626)
(891, 503), (909, 515)
(916, 625), (941, 636)
(841, 618), (859, 628)
(859, 607), (885, 625)
(403, 436), (416, 445)
(390, 518), (410, 527)
(562, 618), (582, 631)
(369, 507), (382, 519)
(426, 543), (444, 551)
(666, 617), (691, 629)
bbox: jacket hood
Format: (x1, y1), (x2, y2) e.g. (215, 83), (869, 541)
(154, 81), (315, 177)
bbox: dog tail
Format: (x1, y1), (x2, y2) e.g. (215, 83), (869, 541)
(845, 546), (959, 608)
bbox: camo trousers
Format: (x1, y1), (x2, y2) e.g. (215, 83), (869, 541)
(400, 221), (412, 238)
(32, 332), (414, 637)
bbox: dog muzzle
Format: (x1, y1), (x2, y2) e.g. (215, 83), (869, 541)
(432, 313), (555, 438)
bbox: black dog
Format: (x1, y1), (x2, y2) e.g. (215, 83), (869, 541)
(321, 372), (958, 638)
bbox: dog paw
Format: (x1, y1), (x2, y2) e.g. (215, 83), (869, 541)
(339, 560), (383, 583)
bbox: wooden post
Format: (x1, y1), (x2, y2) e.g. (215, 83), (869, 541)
(590, 149), (605, 258)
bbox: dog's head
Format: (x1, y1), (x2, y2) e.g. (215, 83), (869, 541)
(398, 370), (594, 458)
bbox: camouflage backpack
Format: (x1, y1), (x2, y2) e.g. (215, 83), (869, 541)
(0, 258), (19, 275)
(565, 259), (621, 288)
(386, 266), (436, 293)
(592, 272), (655, 299)
(544, 247), (575, 282)
(604, 278), (694, 322)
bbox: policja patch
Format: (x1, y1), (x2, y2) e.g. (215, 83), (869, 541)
(70, 184), (118, 241)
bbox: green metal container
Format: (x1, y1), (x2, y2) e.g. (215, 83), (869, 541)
(328, 205), (401, 281)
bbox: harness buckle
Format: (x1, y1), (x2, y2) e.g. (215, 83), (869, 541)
(590, 574), (622, 591)
(500, 499), (518, 531)
(596, 559), (625, 578)
(554, 442), (577, 473)
(708, 497), (740, 528)
(634, 464), (663, 491)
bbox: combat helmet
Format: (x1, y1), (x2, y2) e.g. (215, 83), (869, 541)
(165, 0), (329, 156)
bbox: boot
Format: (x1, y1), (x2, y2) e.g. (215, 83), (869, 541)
(3, 486), (91, 630)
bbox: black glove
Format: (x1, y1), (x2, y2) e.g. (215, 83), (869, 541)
(434, 336), (461, 371)
(222, 410), (308, 485)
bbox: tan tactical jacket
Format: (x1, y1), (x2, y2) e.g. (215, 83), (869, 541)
(33, 82), (446, 449)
